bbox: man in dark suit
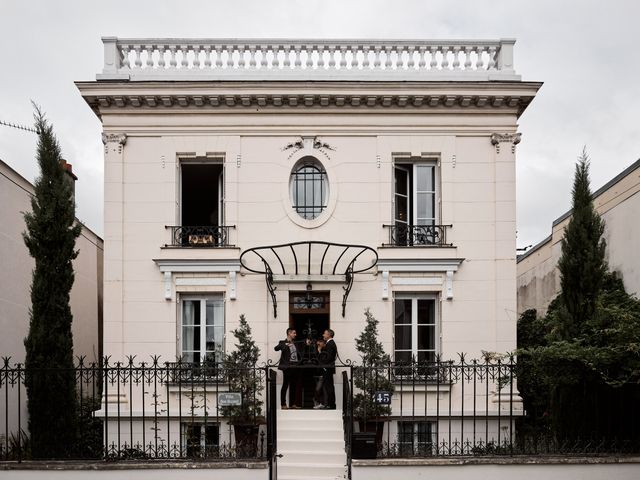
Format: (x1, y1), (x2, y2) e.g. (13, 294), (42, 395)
(321, 329), (337, 409)
(274, 328), (303, 409)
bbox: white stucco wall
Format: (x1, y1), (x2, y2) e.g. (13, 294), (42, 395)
(602, 190), (640, 298)
(97, 112), (522, 363)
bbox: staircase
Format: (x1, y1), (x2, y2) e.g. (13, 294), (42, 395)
(277, 408), (347, 480)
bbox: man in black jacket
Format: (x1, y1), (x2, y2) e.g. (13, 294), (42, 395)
(321, 329), (337, 409)
(274, 328), (303, 409)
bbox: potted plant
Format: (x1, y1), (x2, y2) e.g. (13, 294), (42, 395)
(221, 314), (264, 457)
(353, 308), (394, 449)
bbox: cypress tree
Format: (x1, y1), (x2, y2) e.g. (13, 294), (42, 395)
(557, 149), (606, 339)
(23, 106), (82, 458)
(517, 150), (640, 446)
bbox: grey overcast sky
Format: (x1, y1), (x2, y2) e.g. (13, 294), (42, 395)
(1, 0), (638, 248)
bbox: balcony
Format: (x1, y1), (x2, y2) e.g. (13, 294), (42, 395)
(98, 37), (519, 82)
(383, 224), (452, 247)
(165, 225), (235, 248)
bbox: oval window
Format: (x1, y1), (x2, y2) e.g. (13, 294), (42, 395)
(290, 156), (328, 220)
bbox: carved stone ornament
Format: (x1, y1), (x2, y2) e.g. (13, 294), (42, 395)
(282, 136), (334, 153)
(102, 133), (127, 145)
(101, 133), (127, 154)
(490, 132), (521, 154)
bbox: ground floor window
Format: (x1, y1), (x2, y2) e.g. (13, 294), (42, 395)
(181, 296), (224, 364)
(398, 421), (435, 455)
(182, 423), (219, 457)
(394, 295), (438, 364)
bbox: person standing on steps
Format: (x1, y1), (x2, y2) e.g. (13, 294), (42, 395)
(313, 338), (327, 409)
(275, 328), (303, 409)
(322, 329), (337, 410)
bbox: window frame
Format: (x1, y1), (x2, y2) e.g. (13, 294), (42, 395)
(392, 157), (440, 246)
(393, 294), (440, 364)
(178, 158), (225, 228)
(397, 421), (436, 456)
(289, 156), (329, 220)
(182, 422), (220, 457)
(178, 294), (225, 364)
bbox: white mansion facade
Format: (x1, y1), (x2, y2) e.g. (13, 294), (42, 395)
(76, 38), (540, 461)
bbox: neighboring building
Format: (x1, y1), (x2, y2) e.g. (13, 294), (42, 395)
(76, 37), (540, 461)
(0, 158), (104, 361)
(0, 157), (104, 441)
(517, 159), (640, 316)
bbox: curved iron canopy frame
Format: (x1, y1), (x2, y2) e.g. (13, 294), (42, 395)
(240, 241), (378, 318)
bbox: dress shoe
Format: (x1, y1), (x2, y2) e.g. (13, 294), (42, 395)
(291, 405), (302, 409)
(281, 405), (288, 409)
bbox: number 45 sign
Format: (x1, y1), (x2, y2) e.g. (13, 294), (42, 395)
(374, 391), (392, 405)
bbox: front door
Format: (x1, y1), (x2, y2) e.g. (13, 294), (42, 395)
(289, 290), (330, 408)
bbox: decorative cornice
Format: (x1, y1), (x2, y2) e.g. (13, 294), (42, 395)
(153, 258), (241, 273)
(84, 93), (534, 114)
(153, 258), (241, 300)
(377, 258), (464, 273)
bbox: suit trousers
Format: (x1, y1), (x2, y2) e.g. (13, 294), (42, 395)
(281, 367), (302, 407)
(322, 369), (336, 409)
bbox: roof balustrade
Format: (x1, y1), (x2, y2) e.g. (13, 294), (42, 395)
(98, 37), (519, 81)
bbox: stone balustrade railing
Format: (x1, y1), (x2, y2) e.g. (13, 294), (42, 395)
(98, 37), (519, 81)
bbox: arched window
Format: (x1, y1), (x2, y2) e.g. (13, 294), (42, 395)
(290, 157), (328, 220)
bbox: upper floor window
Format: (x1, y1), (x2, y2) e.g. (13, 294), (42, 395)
(181, 162), (224, 227)
(290, 156), (328, 220)
(176, 161), (226, 246)
(393, 160), (440, 246)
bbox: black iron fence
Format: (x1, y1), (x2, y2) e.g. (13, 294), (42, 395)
(2, 355), (638, 463)
(165, 225), (235, 247)
(1, 357), (269, 462)
(383, 224), (452, 247)
(347, 356), (640, 458)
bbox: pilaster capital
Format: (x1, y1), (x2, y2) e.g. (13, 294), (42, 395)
(490, 132), (521, 153)
(102, 133), (127, 154)
(102, 133), (127, 145)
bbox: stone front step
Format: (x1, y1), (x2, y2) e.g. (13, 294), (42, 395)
(279, 426), (344, 441)
(279, 475), (346, 480)
(279, 450), (346, 465)
(277, 408), (347, 479)
(277, 462), (346, 479)
(279, 438), (345, 451)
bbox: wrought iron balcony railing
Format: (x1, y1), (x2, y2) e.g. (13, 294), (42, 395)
(383, 224), (452, 247)
(165, 225), (235, 248)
